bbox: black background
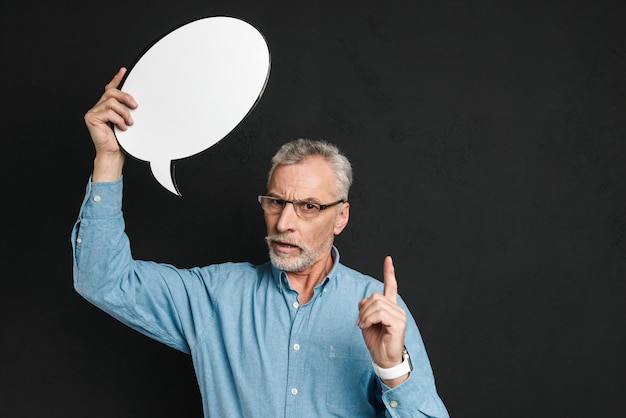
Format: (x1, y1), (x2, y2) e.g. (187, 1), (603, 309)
(2, 0), (625, 416)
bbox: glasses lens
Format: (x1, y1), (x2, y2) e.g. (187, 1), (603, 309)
(260, 197), (281, 213)
(295, 202), (320, 217)
(260, 196), (282, 213)
(259, 196), (322, 218)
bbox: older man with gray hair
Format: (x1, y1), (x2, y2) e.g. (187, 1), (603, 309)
(73, 67), (449, 418)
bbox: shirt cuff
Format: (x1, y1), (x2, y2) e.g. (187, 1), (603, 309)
(380, 373), (420, 416)
(79, 176), (124, 219)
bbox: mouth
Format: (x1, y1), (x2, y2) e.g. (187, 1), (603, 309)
(268, 237), (301, 254)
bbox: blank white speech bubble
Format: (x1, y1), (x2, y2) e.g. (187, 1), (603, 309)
(114, 16), (270, 195)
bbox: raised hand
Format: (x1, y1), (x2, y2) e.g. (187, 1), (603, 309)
(357, 256), (408, 385)
(83, 67), (138, 181)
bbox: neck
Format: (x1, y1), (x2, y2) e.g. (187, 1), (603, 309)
(287, 250), (334, 304)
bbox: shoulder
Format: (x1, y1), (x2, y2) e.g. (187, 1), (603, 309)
(189, 261), (275, 292)
(334, 263), (384, 295)
(333, 263), (411, 312)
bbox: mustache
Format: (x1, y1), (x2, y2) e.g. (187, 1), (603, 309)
(265, 234), (303, 248)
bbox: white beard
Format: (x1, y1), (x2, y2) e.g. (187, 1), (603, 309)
(265, 233), (334, 272)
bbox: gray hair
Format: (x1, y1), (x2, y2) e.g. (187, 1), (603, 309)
(267, 138), (353, 201)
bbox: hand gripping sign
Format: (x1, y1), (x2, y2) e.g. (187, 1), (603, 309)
(114, 16), (271, 196)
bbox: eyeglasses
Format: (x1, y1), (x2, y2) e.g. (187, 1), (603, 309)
(258, 195), (345, 219)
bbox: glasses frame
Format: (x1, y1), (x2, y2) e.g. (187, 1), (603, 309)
(258, 195), (345, 219)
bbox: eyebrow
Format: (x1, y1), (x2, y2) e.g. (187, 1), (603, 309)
(266, 193), (322, 204)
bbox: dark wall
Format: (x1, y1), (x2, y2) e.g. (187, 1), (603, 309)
(2, 1), (625, 416)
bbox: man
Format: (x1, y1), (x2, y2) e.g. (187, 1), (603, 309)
(72, 67), (449, 417)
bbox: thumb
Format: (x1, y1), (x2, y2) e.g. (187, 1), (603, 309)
(383, 255), (398, 303)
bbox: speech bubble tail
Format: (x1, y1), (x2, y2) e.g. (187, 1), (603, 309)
(149, 160), (181, 196)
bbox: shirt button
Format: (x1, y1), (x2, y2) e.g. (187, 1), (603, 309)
(390, 401), (398, 408)
(93, 195), (101, 202)
(76, 238), (82, 244)
(292, 302), (299, 309)
(293, 344), (300, 351)
(291, 388), (298, 395)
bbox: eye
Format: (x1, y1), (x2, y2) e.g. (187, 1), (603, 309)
(298, 201), (320, 214)
(269, 198), (285, 208)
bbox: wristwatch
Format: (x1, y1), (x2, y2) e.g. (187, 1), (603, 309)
(372, 346), (413, 381)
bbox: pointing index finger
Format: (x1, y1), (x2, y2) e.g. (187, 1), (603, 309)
(383, 255), (398, 303)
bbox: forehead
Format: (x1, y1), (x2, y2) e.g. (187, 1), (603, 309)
(268, 156), (337, 199)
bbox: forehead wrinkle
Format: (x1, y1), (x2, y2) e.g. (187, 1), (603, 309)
(268, 158), (336, 202)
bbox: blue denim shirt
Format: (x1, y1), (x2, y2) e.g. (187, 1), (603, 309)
(72, 178), (449, 418)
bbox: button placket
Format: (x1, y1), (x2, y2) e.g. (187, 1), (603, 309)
(284, 299), (308, 415)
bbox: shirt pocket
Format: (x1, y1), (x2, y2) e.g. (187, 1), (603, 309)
(326, 344), (377, 416)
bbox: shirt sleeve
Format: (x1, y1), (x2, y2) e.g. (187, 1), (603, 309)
(379, 297), (450, 418)
(71, 177), (214, 354)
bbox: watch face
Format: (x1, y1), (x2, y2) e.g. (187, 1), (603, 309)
(404, 347), (413, 371)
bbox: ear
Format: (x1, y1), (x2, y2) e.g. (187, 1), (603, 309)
(333, 202), (350, 235)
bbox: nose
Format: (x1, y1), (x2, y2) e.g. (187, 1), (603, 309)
(276, 201), (299, 232)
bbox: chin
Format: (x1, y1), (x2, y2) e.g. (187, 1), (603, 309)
(269, 251), (312, 273)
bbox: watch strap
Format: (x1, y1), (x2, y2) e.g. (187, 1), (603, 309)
(372, 347), (413, 380)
